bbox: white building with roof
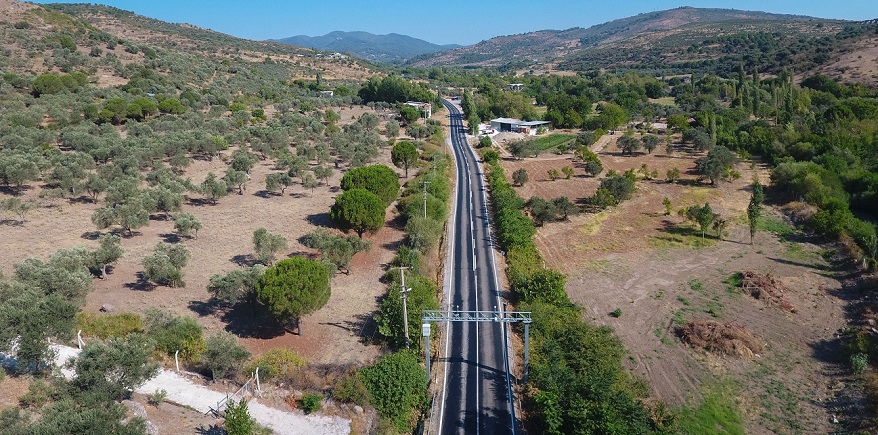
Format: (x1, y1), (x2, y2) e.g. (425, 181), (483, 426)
(489, 118), (551, 136)
(404, 101), (432, 118)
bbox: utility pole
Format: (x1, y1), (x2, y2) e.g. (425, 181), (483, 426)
(421, 180), (431, 219)
(396, 266), (412, 348)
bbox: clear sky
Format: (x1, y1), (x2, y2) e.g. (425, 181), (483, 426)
(29, 0), (878, 45)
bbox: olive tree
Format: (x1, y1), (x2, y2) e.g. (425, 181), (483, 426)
(616, 133), (642, 155)
(200, 172), (228, 204)
(512, 168), (529, 186)
(265, 172), (293, 195)
(87, 234), (124, 279)
(696, 145), (736, 185)
(224, 169), (248, 195)
(302, 229), (371, 274)
(207, 266), (265, 306)
(385, 119), (400, 139)
(0, 289), (76, 372)
(255, 257), (331, 335)
(142, 243), (190, 287)
(252, 228), (288, 265)
(1, 197), (36, 224)
(173, 212), (202, 239)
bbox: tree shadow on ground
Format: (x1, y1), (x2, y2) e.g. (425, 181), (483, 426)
(253, 189), (277, 198)
(306, 212), (332, 227)
(0, 219), (23, 227)
(187, 197), (215, 207)
(81, 230), (102, 240)
(195, 425), (224, 435)
(326, 306), (381, 345)
(124, 272), (155, 291)
(67, 195), (93, 205)
(0, 185), (30, 196)
(222, 301), (287, 339)
(160, 233), (181, 244)
(230, 254), (259, 267)
(285, 250), (318, 261)
(188, 299), (222, 317)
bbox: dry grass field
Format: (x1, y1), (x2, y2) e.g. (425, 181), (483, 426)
(498, 134), (860, 433)
(0, 113), (413, 371)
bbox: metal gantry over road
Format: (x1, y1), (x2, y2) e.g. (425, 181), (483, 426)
(428, 99), (521, 435)
(421, 309), (533, 384)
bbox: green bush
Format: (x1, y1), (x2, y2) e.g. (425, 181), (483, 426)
(144, 309), (204, 361)
(76, 312), (143, 339)
(852, 353), (869, 374)
(333, 370), (370, 406)
(376, 273), (439, 348)
(299, 393), (323, 414)
(360, 351), (427, 433)
(19, 379), (54, 408)
(244, 348), (305, 381)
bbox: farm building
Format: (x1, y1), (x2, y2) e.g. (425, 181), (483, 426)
(404, 101), (432, 118)
(489, 118), (551, 135)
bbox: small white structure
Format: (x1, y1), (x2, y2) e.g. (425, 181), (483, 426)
(319, 90), (334, 97)
(489, 118), (551, 136)
(507, 83), (524, 91)
(405, 101), (432, 118)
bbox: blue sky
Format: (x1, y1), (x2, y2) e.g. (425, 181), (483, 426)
(30, 1), (878, 45)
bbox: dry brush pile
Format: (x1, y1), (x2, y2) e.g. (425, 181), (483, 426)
(679, 320), (765, 358)
(740, 271), (796, 312)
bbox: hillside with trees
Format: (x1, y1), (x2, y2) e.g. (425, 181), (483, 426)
(411, 7), (878, 87)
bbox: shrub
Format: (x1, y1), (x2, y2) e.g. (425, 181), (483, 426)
(19, 379), (54, 408)
(333, 370), (370, 406)
(852, 353), (869, 374)
(360, 351), (428, 432)
(76, 312), (143, 339)
(612, 308), (623, 318)
(224, 399), (255, 435)
(204, 331), (251, 380)
(244, 348), (305, 381)
(147, 389), (167, 407)
(299, 393), (323, 414)
(144, 309), (204, 361)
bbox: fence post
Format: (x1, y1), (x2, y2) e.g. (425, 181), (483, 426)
(175, 350), (180, 372)
(76, 330), (84, 349)
(255, 367), (261, 395)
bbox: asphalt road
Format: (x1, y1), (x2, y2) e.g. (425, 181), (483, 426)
(437, 99), (515, 434)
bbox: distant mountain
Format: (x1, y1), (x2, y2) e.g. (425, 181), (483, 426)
(274, 31), (460, 63)
(409, 7), (852, 74)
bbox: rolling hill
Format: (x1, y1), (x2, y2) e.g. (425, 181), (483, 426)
(275, 31), (460, 63)
(410, 7), (869, 79)
(6, 1), (376, 84)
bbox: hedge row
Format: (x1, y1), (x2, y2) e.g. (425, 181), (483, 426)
(484, 159), (667, 434)
(363, 149), (452, 433)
